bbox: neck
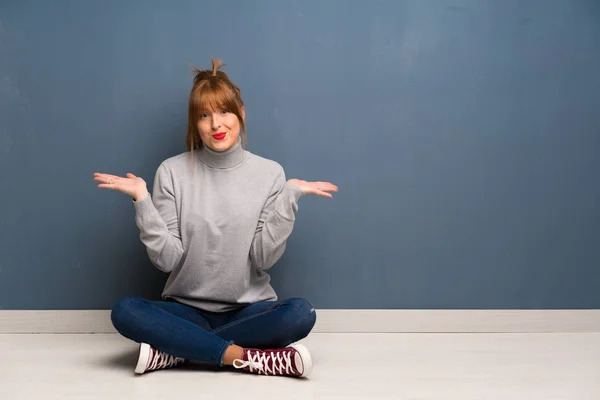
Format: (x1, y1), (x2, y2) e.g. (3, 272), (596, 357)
(197, 138), (245, 169)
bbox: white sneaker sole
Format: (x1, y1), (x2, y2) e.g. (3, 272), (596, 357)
(289, 343), (313, 377)
(135, 343), (151, 374)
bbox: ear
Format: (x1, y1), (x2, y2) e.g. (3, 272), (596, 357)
(241, 106), (246, 122)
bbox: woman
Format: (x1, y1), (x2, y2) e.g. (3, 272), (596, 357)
(93, 59), (338, 378)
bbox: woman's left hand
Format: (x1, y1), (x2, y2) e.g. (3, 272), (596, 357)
(288, 179), (338, 199)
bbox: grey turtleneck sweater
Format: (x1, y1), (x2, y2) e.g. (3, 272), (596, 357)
(133, 139), (304, 312)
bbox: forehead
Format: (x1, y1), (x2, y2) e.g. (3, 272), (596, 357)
(198, 105), (224, 112)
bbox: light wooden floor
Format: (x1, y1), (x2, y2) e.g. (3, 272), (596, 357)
(2, 333), (599, 399)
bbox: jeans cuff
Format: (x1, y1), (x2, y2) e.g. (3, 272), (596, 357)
(216, 340), (235, 367)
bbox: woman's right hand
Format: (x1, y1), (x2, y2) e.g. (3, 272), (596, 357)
(93, 172), (149, 201)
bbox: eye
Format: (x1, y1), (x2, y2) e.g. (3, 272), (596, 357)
(200, 112), (209, 119)
(221, 109), (229, 114)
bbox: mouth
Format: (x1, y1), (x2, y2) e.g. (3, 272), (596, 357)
(212, 132), (226, 140)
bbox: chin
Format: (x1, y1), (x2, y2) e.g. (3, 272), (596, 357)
(212, 140), (234, 152)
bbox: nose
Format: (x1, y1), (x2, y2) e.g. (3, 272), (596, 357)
(211, 113), (222, 130)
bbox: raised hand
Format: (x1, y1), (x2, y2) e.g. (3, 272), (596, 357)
(93, 172), (149, 201)
(287, 179), (338, 199)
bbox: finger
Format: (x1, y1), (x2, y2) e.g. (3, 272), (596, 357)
(316, 190), (333, 199)
(317, 184), (338, 192)
(97, 183), (120, 190)
(94, 173), (123, 180)
(94, 176), (120, 185)
(126, 173), (137, 178)
(313, 181), (338, 189)
(314, 181), (337, 187)
(106, 174), (124, 180)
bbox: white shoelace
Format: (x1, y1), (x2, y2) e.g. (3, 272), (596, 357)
(148, 349), (184, 371)
(233, 350), (294, 375)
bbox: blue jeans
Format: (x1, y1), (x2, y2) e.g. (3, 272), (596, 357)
(110, 296), (317, 366)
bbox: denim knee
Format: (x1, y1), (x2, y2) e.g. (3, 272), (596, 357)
(287, 298), (317, 339)
(110, 296), (143, 334)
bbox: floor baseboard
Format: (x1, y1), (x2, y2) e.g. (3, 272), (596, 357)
(0, 310), (599, 333)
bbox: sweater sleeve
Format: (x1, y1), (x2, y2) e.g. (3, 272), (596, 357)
(250, 169), (304, 271)
(133, 163), (184, 273)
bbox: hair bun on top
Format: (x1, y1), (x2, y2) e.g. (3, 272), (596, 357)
(210, 58), (224, 76)
(191, 57), (225, 83)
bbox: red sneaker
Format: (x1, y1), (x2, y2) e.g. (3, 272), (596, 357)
(135, 343), (185, 374)
(232, 343), (313, 377)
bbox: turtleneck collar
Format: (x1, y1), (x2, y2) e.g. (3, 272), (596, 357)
(196, 138), (246, 169)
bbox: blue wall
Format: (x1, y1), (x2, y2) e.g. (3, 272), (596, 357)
(1, 0), (599, 309)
